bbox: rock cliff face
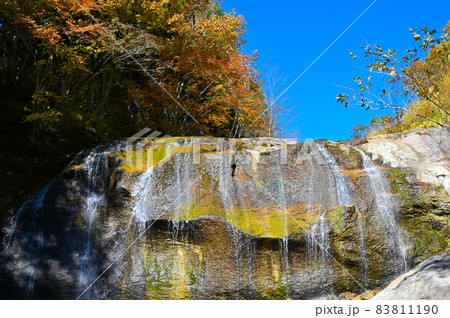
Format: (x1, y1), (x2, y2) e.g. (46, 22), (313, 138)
(0, 129), (448, 300)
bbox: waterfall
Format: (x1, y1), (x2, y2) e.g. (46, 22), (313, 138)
(317, 144), (368, 280)
(131, 140), (195, 226)
(2, 137), (426, 299)
(217, 139), (234, 211)
(2, 151), (83, 253)
(317, 144), (352, 205)
(302, 142), (334, 293)
(78, 151), (109, 297)
(131, 166), (155, 226)
(1, 151), (84, 299)
(171, 219), (186, 243)
(2, 184), (50, 252)
(128, 140), (201, 297)
(10, 191), (48, 299)
(130, 143), (167, 226)
(356, 148), (409, 272)
(26, 231), (43, 299)
(174, 142), (194, 210)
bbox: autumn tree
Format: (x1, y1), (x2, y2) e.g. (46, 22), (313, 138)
(117, 0), (269, 136)
(337, 22), (450, 137)
(0, 0), (272, 215)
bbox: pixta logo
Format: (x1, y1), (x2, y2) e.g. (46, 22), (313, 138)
(126, 128), (172, 170)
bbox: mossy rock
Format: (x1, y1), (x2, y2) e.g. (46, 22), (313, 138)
(172, 200), (319, 238)
(328, 205), (358, 235)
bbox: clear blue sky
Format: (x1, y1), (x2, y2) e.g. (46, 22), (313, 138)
(221, 0), (450, 141)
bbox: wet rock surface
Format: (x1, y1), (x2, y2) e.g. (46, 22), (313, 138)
(0, 130), (448, 299)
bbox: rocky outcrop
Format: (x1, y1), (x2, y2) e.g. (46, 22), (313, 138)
(356, 128), (450, 265)
(372, 252), (450, 300)
(361, 128), (450, 195)
(1, 130), (449, 300)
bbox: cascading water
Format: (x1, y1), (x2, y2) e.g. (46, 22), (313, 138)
(356, 148), (409, 272)
(1, 137), (423, 300)
(131, 140), (195, 226)
(1, 151), (84, 299)
(173, 142), (194, 211)
(317, 144), (352, 206)
(303, 142), (335, 293)
(7, 189), (48, 299)
(131, 166), (155, 226)
(126, 139), (206, 298)
(2, 149), (84, 254)
(2, 184), (51, 252)
(78, 151), (109, 298)
(26, 231), (43, 298)
(317, 144), (369, 281)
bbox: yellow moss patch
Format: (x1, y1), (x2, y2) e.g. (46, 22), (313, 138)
(118, 143), (194, 172)
(69, 164), (84, 170)
(173, 200), (322, 238)
(117, 141), (235, 172)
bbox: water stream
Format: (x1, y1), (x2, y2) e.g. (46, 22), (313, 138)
(304, 142), (334, 293)
(317, 144), (369, 281)
(356, 148), (409, 272)
(317, 144), (352, 205)
(78, 151), (109, 298)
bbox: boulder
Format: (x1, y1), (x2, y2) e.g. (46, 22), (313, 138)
(372, 252), (450, 300)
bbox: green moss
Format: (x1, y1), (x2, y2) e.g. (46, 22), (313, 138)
(394, 173), (450, 261)
(255, 180), (265, 190)
(117, 140), (238, 172)
(173, 198), (225, 221)
(275, 279), (292, 300)
(341, 150), (361, 167)
(423, 228), (437, 235)
(330, 206), (346, 234)
(254, 252), (292, 300)
(387, 168), (412, 203)
(409, 227), (450, 263)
